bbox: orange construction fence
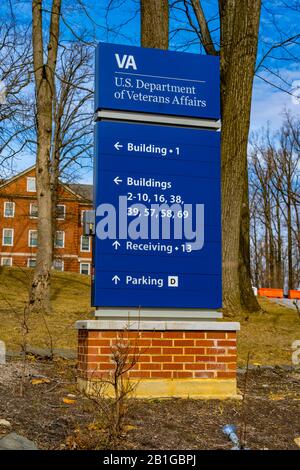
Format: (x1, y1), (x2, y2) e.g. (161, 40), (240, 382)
(258, 288), (300, 299)
(258, 288), (283, 298)
(289, 290), (300, 300)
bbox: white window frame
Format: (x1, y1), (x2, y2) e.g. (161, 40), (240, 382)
(28, 230), (38, 247)
(80, 262), (90, 275)
(53, 259), (64, 271)
(1, 257), (12, 267)
(54, 231), (65, 248)
(27, 177), (36, 192)
(2, 228), (14, 246)
(4, 201), (15, 218)
(56, 204), (66, 220)
(29, 203), (38, 218)
(27, 258), (36, 268)
(81, 210), (87, 226)
(80, 235), (90, 252)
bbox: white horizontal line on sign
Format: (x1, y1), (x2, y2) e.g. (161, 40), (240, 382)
(95, 110), (221, 129)
(115, 71), (206, 84)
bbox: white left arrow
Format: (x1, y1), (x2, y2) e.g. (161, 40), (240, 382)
(112, 275), (121, 285)
(114, 176), (123, 185)
(114, 142), (123, 151)
(112, 240), (121, 250)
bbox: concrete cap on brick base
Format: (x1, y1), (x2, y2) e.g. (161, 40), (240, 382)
(94, 308), (223, 321)
(75, 320), (240, 331)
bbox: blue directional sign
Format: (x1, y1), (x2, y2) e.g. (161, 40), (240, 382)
(92, 121), (222, 309)
(95, 43), (220, 120)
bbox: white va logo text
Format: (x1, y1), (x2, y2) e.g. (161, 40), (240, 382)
(115, 54), (137, 70)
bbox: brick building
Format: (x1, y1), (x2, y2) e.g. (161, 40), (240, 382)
(0, 166), (93, 274)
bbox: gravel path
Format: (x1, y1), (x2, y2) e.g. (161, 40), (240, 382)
(270, 298), (299, 310)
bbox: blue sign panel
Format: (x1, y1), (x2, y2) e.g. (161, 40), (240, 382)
(92, 121), (222, 309)
(95, 43), (220, 120)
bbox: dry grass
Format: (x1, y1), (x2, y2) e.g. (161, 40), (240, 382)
(237, 297), (300, 366)
(0, 267), (299, 365)
(0, 266), (93, 352)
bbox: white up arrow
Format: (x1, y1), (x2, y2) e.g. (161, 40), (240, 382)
(112, 275), (120, 285)
(114, 176), (122, 185)
(112, 240), (121, 250)
(114, 142), (123, 151)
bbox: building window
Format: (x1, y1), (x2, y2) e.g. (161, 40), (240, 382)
(29, 203), (38, 218)
(81, 210), (86, 225)
(80, 235), (90, 252)
(54, 231), (65, 248)
(27, 258), (36, 268)
(53, 259), (64, 271)
(4, 202), (15, 218)
(80, 263), (90, 275)
(28, 230), (38, 247)
(1, 257), (12, 267)
(27, 177), (36, 192)
(56, 205), (66, 220)
(2, 229), (14, 246)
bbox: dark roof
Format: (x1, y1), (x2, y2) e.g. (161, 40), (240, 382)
(68, 183), (93, 202)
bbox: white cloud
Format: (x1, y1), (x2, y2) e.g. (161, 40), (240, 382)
(250, 73), (300, 131)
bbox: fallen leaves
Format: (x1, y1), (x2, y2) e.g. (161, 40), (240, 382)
(87, 422), (101, 431)
(62, 397), (76, 405)
(294, 437), (300, 448)
(65, 435), (78, 449)
(268, 393), (285, 401)
(0, 419), (11, 429)
(268, 391), (300, 401)
(124, 424), (138, 432)
(31, 378), (51, 385)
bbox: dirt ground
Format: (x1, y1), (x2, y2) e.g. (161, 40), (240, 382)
(0, 358), (299, 450)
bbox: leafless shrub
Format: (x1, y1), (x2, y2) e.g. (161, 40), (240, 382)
(239, 351), (251, 449)
(0, 265), (56, 395)
(81, 328), (142, 446)
(293, 300), (300, 320)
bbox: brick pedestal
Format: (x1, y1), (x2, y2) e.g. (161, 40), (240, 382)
(76, 320), (240, 399)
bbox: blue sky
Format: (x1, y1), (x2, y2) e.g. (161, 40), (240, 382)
(2, 0), (300, 183)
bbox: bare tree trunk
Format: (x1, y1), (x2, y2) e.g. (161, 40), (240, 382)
(287, 191), (293, 290)
(269, 219), (276, 286)
(50, 92), (62, 256)
(30, 0), (61, 313)
(293, 200), (300, 283)
(141, 0), (169, 49)
(252, 214), (260, 287)
(265, 190), (272, 287)
(275, 190), (282, 288)
(264, 223), (269, 287)
(239, 176), (260, 310)
(219, 0), (261, 315)
(50, 147), (60, 257)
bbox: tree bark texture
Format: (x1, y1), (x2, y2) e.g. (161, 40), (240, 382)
(30, 0), (61, 313)
(141, 0), (169, 49)
(219, 0), (261, 314)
